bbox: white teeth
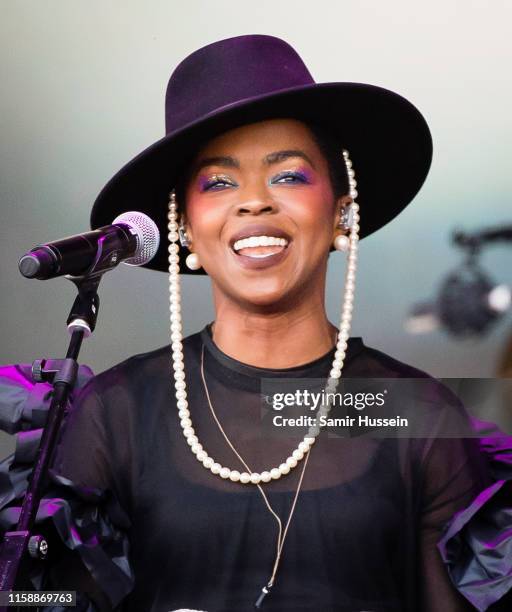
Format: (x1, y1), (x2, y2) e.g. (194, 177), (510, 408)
(233, 236), (288, 251)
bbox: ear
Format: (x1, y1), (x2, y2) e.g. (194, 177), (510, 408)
(178, 212), (194, 247)
(333, 195), (354, 237)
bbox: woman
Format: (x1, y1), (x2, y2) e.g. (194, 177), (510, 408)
(2, 34), (510, 612)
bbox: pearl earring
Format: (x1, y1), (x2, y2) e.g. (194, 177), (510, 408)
(185, 252), (201, 270)
(334, 234), (350, 252)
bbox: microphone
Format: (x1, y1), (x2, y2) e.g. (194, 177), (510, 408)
(18, 212), (160, 280)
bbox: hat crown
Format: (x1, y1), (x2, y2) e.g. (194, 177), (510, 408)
(165, 35), (314, 134)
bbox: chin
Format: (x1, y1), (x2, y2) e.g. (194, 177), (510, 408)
(229, 277), (302, 311)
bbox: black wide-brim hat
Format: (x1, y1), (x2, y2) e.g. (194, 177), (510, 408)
(91, 34), (433, 274)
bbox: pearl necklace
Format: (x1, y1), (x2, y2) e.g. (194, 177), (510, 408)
(167, 149), (360, 484)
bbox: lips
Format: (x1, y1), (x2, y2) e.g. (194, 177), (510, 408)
(230, 245), (290, 270)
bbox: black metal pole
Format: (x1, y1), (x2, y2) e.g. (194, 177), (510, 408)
(0, 274), (102, 609)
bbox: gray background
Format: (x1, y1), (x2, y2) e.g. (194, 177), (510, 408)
(1, 1), (511, 455)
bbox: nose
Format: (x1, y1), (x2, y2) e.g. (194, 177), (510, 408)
(237, 200), (277, 215)
(235, 197), (277, 216)
(234, 177), (279, 216)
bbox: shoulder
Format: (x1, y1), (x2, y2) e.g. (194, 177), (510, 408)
(354, 342), (485, 468)
(75, 329), (203, 397)
(351, 339), (466, 413)
(63, 331), (203, 434)
(350, 338), (431, 379)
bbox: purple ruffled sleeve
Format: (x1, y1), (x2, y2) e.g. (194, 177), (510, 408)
(438, 416), (512, 611)
(0, 364), (134, 611)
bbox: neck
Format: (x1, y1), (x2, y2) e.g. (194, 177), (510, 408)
(210, 293), (338, 369)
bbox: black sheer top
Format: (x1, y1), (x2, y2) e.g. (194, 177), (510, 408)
(50, 324), (492, 612)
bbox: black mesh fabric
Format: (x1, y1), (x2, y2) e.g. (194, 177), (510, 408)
(50, 323), (491, 611)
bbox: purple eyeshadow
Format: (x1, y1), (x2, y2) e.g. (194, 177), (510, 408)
(271, 168), (314, 184)
(197, 175), (212, 191)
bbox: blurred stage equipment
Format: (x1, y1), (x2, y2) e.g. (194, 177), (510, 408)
(406, 224), (512, 337)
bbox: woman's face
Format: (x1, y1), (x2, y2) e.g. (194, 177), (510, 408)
(183, 118), (348, 308)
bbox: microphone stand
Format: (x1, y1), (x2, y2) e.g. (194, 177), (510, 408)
(0, 273), (102, 610)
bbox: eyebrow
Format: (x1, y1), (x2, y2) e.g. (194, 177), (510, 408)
(192, 149), (316, 174)
(264, 150), (315, 168)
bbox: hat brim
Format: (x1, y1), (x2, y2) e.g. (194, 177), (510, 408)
(91, 81), (433, 274)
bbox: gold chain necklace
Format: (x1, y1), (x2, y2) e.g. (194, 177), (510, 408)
(199, 344), (311, 607)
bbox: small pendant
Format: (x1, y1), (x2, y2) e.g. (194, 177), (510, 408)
(255, 584), (272, 608)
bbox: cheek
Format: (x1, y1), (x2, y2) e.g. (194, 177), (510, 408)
(284, 188), (335, 240)
(185, 195), (224, 245)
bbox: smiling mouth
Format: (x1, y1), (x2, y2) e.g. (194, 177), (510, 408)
(232, 236), (289, 258)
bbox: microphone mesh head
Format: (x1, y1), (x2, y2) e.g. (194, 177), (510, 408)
(112, 211), (160, 266)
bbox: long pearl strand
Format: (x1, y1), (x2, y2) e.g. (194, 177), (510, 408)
(167, 149), (360, 484)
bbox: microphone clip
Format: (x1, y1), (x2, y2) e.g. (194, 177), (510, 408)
(65, 274), (102, 336)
